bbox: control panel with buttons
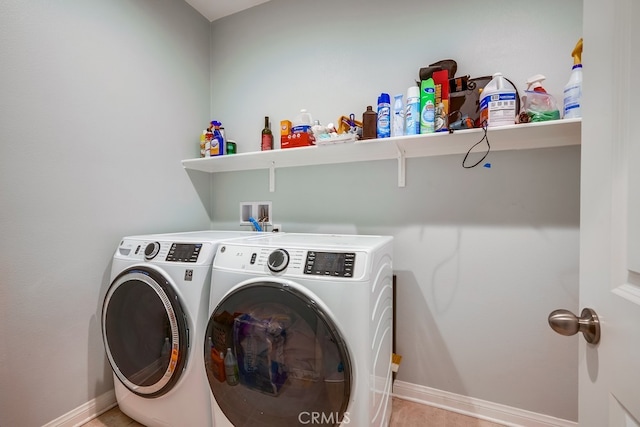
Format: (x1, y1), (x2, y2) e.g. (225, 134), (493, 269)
(304, 252), (355, 277)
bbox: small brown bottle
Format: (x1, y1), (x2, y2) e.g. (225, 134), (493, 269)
(261, 116), (274, 150)
(362, 106), (377, 140)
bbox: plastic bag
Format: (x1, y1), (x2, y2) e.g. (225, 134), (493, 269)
(522, 91), (561, 122)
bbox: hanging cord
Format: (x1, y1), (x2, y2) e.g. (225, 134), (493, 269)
(462, 120), (491, 168)
(460, 75), (519, 169)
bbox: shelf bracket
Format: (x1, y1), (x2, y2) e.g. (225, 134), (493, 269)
(269, 161), (276, 192)
(395, 144), (406, 187)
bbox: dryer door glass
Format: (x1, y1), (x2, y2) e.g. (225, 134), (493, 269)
(204, 281), (351, 427)
(102, 267), (189, 397)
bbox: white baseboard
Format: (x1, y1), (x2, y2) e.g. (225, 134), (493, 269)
(392, 380), (577, 427)
(46, 383), (576, 427)
(43, 390), (117, 427)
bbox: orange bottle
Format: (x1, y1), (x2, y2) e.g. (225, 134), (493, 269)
(211, 348), (226, 382)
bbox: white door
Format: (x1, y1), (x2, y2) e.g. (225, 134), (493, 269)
(578, 0), (640, 424)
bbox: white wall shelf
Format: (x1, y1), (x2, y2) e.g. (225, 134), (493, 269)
(182, 118), (581, 191)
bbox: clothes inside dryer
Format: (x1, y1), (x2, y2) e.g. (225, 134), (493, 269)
(204, 282), (351, 427)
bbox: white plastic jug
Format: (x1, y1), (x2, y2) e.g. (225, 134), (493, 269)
(293, 109), (314, 134)
(479, 72), (517, 127)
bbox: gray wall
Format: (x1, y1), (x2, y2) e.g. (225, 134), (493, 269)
(0, 1), (211, 426)
(208, 0), (582, 421)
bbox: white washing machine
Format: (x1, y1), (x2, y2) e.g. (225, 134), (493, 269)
(101, 230), (254, 427)
(203, 233), (394, 427)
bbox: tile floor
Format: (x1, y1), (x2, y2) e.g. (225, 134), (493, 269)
(82, 397), (506, 426)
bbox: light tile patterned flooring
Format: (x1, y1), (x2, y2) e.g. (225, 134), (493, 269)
(82, 397), (506, 426)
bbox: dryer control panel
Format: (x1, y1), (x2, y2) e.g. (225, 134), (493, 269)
(304, 251), (355, 277)
(166, 243), (202, 263)
(116, 239), (215, 265)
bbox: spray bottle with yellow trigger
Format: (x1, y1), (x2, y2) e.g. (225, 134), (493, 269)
(522, 74), (560, 122)
(563, 38), (583, 119)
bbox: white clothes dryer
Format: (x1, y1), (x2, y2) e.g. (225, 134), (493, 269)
(203, 233), (394, 427)
(102, 230), (253, 427)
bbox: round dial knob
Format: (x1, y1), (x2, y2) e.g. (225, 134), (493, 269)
(268, 249), (289, 273)
(144, 242), (161, 260)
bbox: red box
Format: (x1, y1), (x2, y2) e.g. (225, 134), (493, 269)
(281, 133), (315, 149)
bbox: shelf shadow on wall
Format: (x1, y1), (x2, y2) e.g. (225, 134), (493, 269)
(185, 169), (213, 221)
(208, 146), (581, 229)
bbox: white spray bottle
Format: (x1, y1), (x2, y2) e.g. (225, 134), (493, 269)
(392, 94), (404, 137)
(563, 38), (583, 119)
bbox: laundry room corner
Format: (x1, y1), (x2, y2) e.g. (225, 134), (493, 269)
(0, 1), (213, 426)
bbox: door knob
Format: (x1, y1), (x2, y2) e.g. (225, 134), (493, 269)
(548, 308), (601, 344)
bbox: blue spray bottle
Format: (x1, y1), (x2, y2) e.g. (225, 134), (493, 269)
(377, 93), (391, 138)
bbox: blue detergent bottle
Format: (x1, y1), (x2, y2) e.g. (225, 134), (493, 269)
(210, 120), (225, 156)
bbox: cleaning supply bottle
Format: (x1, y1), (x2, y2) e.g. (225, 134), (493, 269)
(376, 93), (391, 138)
(479, 72), (517, 127)
(208, 337), (226, 382)
(219, 126), (227, 155)
(200, 130), (208, 157)
(362, 106), (377, 140)
(204, 127), (214, 157)
(210, 121), (224, 156)
(563, 38), (583, 119)
(523, 74), (560, 122)
(224, 347), (239, 386)
(420, 78), (435, 134)
(405, 85), (420, 135)
(392, 94), (404, 137)
(311, 120), (326, 139)
(215, 351), (226, 382)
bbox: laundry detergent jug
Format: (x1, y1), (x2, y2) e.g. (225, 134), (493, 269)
(479, 72), (517, 127)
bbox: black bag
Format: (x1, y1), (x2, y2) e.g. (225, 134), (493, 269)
(448, 75), (492, 128)
(419, 59), (457, 81)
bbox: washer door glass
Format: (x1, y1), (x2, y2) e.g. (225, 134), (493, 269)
(204, 281), (351, 427)
(102, 267), (189, 397)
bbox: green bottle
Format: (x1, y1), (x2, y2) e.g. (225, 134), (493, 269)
(420, 78), (435, 134)
(261, 116), (273, 151)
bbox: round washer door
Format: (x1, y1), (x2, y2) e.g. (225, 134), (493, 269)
(102, 267), (189, 397)
(204, 281), (352, 427)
